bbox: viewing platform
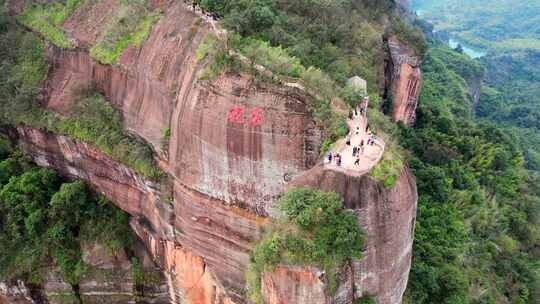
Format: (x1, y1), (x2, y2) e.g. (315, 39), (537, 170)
(324, 104), (385, 177)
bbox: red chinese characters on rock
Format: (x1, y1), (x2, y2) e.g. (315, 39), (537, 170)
(250, 108), (264, 126)
(228, 106), (245, 124)
(228, 106), (264, 126)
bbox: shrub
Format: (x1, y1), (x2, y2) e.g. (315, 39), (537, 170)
(18, 0), (81, 48)
(355, 296), (376, 304)
(51, 94), (162, 179)
(392, 18), (428, 57)
(161, 128), (171, 151)
(246, 188), (365, 301)
(90, 2), (161, 64)
(300, 67), (337, 101)
(238, 38), (304, 78)
(196, 34), (240, 80)
(0, 150), (136, 285)
(370, 149), (403, 188)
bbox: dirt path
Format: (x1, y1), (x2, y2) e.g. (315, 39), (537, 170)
(324, 112), (385, 176)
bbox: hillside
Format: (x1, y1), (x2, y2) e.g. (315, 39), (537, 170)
(402, 40), (539, 304)
(407, 1), (540, 303)
(412, 0), (540, 51)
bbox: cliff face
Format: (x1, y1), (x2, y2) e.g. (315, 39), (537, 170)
(386, 36), (423, 126)
(5, 1), (418, 303)
(0, 237), (168, 304)
(289, 166), (417, 304)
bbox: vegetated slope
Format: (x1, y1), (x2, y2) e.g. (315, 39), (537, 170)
(0, 136), (160, 303)
(477, 50), (540, 171)
(194, 0), (426, 91)
(412, 0), (540, 172)
(401, 41), (539, 304)
(412, 0), (540, 51)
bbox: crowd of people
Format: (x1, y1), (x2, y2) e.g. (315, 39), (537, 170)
(327, 96), (377, 169)
(327, 131), (377, 168)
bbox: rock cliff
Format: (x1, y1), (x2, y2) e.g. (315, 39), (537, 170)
(0, 236), (168, 304)
(385, 36), (423, 126)
(5, 1), (418, 303)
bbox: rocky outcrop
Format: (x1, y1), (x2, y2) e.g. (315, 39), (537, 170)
(262, 266), (327, 304)
(0, 281), (42, 304)
(6, 1), (418, 303)
(290, 166), (417, 304)
(10, 124), (416, 304)
(386, 36), (422, 126)
(9, 126), (259, 303)
(0, 237), (168, 304)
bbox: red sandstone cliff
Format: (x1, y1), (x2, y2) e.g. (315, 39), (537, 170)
(4, 1), (418, 303)
(386, 36), (423, 126)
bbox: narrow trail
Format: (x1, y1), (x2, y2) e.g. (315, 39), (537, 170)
(324, 111), (385, 177)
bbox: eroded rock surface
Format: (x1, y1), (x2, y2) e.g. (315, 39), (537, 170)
(0, 235), (168, 304)
(386, 36), (423, 126)
(290, 166), (418, 304)
(6, 1), (418, 303)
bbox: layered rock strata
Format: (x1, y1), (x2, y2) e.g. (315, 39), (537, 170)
(5, 1), (418, 303)
(386, 36), (423, 126)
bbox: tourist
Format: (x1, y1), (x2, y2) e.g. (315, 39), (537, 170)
(360, 139), (364, 147)
(355, 157), (360, 166)
(328, 152), (333, 163)
(353, 146), (358, 156)
(356, 127), (359, 135)
(346, 137), (351, 146)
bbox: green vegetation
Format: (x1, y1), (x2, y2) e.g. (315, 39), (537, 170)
(89, 1), (161, 64)
(194, 0), (406, 91)
(18, 0), (81, 48)
(391, 18), (428, 57)
(3, 90), (162, 179)
(161, 127), (171, 151)
(0, 11), (162, 179)
(409, 3), (540, 301)
(402, 42), (539, 304)
(354, 297), (376, 304)
(0, 140), (135, 285)
(413, 0), (540, 51)
(195, 34), (241, 81)
(247, 188), (365, 303)
(370, 150), (403, 188)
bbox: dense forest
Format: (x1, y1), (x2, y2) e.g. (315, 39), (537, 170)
(413, 0), (540, 171)
(0, 135), (135, 290)
(409, 1), (540, 303)
(402, 40), (539, 304)
(412, 0), (540, 51)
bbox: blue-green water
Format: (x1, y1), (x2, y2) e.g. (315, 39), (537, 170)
(448, 38), (486, 58)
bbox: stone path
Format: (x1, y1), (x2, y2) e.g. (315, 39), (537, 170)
(324, 112), (385, 176)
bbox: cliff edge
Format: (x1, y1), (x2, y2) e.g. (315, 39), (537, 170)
(3, 1), (418, 303)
